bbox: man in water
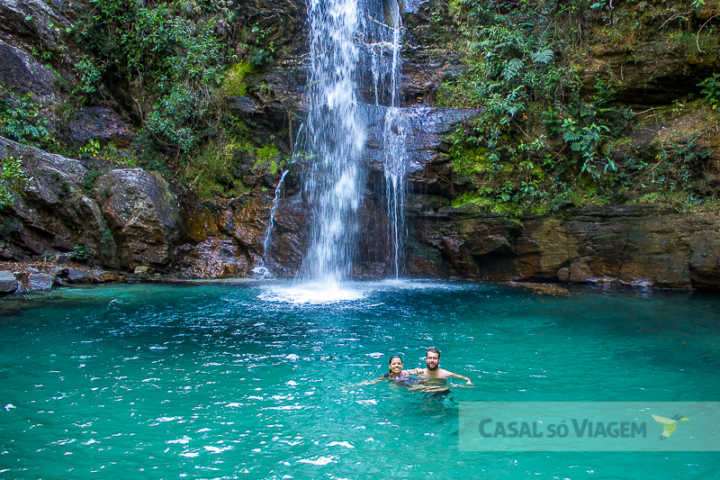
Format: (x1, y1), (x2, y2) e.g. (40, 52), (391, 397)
(407, 347), (473, 392)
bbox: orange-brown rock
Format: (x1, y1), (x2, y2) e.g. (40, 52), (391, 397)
(407, 203), (720, 289)
(175, 237), (251, 279)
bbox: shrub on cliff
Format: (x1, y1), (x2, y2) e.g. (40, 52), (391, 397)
(437, 0), (719, 214)
(0, 156), (31, 209)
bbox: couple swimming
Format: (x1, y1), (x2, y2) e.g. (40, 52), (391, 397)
(361, 347), (473, 395)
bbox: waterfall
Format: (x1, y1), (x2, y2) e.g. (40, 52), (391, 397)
(298, 0), (366, 284)
(380, 0), (407, 278)
(263, 169), (290, 257)
(252, 168), (291, 279)
(259, 0), (409, 283)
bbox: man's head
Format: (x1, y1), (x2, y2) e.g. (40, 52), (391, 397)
(425, 347), (440, 371)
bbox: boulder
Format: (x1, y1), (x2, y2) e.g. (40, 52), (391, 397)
(90, 269), (122, 283)
(175, 237), (250, 278)
(569, 259), (593, 283)
(557, 267), (570, 282)
(96, 169), (181, 269)
(65, 268), (91, 283)
(0, 270), (18, 293)
(0, 137), (120, 265)
(218, 196), (268, 251)
(68, 107), (134, 147)
(0, 39), (57, 97)
(0, 0), (70, 52)
(27, 272), (54, 291)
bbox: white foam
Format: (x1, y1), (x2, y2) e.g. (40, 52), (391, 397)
(204, 445), (232, 453)
(297, 456), (336, 466)
(156, 416), (180, 423)
(167, 435), (191, 445)
(327, 441), (354, 449)
(259, 281), (365, 304)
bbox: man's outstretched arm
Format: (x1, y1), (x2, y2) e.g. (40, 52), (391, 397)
(447, 370), (473, 385)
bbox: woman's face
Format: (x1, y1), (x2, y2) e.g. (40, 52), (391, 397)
(389, 357), (403, 375)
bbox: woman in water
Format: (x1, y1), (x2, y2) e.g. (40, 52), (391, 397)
(358, 355), (419, 386)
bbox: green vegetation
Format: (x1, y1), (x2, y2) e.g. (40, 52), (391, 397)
(436, 0), (719, 215)
(72, 56), (104, 103)
(70, 0), (283, 198)
(81, 167), (103, 194)
(71, 244), (90, 262)
(220, 62), (253, 98)
(0, 156), (31, 209)
(181, 127), (282, 200)
(699, 74), (720, 110)
(73, 0), (232, 155)
(0, 89), (54, 148)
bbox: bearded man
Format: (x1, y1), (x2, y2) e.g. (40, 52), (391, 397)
(407, 347), (473, 388)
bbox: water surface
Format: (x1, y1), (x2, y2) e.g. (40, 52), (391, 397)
(1, 281), (719, 479)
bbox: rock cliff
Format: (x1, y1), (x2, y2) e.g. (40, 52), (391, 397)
(0, 0), (718, 290)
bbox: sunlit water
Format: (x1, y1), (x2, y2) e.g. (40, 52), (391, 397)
(2, 281), (720, 479)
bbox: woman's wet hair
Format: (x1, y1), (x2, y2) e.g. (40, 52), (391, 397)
(388, 355), (403, 365)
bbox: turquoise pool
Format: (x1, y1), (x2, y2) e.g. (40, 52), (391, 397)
(1, 281), (719, 479)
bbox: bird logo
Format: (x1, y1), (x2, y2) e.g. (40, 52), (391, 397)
(651, 414), (690, 439)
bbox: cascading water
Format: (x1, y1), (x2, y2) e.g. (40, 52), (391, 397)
(379, 0), (407, 278)
(263, 169), (290, 258)
(298, 0), (366, 284)
(260, 0), (409, 287)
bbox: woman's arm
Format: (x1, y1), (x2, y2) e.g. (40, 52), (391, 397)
(356, 375), (385, 386)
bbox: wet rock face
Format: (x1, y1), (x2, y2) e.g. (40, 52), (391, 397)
(405, 203), (720, 289)
(363, 105), (475, 178)
(263, 192), (310, 278)
(218, 196), (269, 253)
(95, 169), (181, 269)
(401, 0), (463, 105)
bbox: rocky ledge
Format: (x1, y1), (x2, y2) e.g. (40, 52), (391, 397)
(0, 262), (126, 295)
(405, 202), (720, 290)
